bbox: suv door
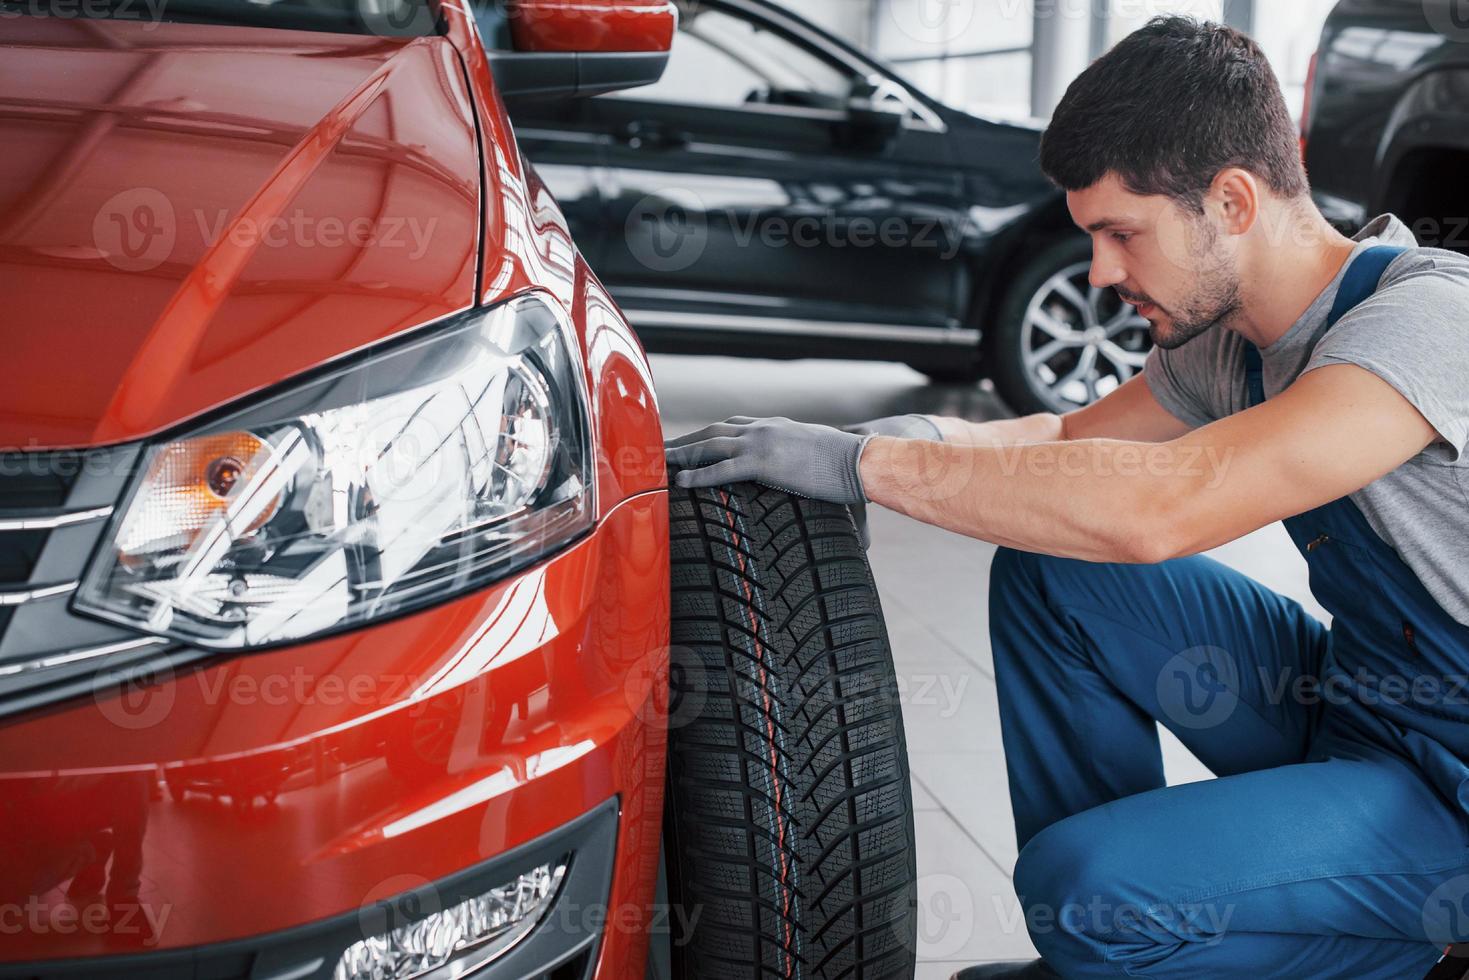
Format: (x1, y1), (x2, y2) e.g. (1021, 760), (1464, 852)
(512, 0), (975, 351)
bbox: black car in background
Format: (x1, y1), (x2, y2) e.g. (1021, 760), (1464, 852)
(1305, 0), (1469, 256)
(492, 0), (1151, 415)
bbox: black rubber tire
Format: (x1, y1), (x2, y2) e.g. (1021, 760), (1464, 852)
(984, 234), (1097, 417)
(661, 482), (918, 980)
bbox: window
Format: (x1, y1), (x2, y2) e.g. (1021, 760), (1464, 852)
(606, 5), (854, 110)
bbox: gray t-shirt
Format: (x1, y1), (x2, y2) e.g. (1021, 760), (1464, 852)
(1143, 214), (1469, 625)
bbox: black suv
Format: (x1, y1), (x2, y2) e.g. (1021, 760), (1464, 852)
(1305, 0), (1469, 256)
(495, 0), (1151, 415)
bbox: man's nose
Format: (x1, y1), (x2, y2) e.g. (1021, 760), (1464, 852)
(1089, 256), (1126, 290)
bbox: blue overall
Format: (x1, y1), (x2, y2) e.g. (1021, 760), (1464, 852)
(990, 246), (1469, 978)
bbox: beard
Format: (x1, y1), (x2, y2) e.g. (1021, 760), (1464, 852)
(1119, 237), (1243, 351)
(1149, 274), (1241, 351)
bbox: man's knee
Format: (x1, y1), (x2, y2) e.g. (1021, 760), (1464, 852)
(1014, 814), (1216, 977)
(1014, 816), (1111, 940)
(1016, 816), (1151, 975)
(1014, 817), (1119, 972)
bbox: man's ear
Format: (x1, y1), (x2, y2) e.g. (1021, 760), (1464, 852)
(1208, 168), (1259, 237)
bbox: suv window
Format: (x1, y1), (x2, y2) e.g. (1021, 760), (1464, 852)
(607, 5), (854, 111)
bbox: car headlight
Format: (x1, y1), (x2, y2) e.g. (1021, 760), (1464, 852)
(76, 293), (594, 649)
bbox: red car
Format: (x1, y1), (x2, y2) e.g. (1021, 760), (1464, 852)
(0, 1), (918, 977)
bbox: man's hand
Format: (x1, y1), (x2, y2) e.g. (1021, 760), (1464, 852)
(664, 416), (876, 505)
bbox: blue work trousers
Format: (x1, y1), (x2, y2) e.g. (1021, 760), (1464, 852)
(990, 548), (1468, 978)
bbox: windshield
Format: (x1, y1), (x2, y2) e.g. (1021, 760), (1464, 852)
(1, 0), (438, 36)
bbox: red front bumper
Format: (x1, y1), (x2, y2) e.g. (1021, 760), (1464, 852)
(0, 490), (669, 978)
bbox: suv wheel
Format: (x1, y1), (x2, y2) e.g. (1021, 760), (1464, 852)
(987, 236), (1152, 415)
(660, 482), (919, 980)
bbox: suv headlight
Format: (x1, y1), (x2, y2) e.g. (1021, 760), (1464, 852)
(76, 293), (594, 649)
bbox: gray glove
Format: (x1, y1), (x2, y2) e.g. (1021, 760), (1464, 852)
(841, 416), (945, 549)
(665, 416), (875, 505)
(843, 414), (944, 442)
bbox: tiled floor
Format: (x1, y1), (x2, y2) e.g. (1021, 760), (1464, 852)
(652, 354), (1324, 975)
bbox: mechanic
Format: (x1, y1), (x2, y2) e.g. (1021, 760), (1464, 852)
(663, 16), (1469, 980)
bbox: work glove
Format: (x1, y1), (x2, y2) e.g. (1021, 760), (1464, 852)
(843, 414), (944, 442)
(840, 415), (946, 549)
(664, 416), (875, 505)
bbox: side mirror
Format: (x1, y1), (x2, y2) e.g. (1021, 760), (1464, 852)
(839, 85), (907, 151)
(487, 0), (677, 99)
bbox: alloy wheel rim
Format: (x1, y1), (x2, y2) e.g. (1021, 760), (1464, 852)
(1020, 260), (1152, 412)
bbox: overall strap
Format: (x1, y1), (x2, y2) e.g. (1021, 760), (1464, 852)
(1325, 244), (1409, 328)
(1244, 343), (1266, 407)
(1244, 244), (1410, 407)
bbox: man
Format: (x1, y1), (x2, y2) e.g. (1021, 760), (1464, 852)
(664, 16), (1469, 980)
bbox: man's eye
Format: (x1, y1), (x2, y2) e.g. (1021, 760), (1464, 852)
(1111, 232), (1133, 244)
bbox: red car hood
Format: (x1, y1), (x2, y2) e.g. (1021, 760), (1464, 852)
(0, 17), (481, 451)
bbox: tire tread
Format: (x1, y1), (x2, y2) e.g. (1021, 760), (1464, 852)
(664, 484), (918, 980)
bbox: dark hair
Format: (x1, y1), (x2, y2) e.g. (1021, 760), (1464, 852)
(1038, 16), (1308, 211)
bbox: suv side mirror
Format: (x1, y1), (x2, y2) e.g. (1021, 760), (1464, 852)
(485, 0), (677, 99)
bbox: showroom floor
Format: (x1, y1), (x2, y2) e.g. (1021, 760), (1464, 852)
(652, 353), (1328, 976)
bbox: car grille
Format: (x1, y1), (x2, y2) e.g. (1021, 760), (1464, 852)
(0, 451), (81, 642)
(0, 445), (180, 716)
(0, 449), (82, 508)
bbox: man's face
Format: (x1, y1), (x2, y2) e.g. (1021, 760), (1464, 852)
(1066, 173), (1242, 350)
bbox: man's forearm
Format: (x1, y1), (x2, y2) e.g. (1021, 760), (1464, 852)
(929, 412), (1068, 446)
(857, 435), (1203, 563)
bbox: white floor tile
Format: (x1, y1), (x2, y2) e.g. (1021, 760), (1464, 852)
(1160, 724), (1216, 786)
(913, 810), (1039, 963)
(911, 775), (943, 811)
(910, 750), (1021, 872)
(894, 643), (1002, 755)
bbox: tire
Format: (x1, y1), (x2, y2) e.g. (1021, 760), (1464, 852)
(662, 482), (918, 980)
(984, 235), (1153, 416)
